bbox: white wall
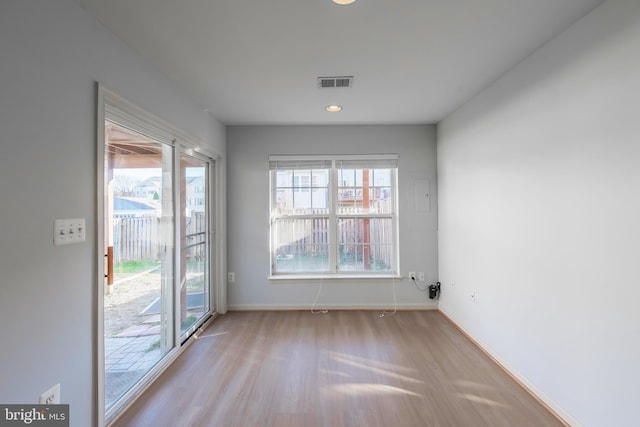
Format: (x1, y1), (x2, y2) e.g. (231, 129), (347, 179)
(0, 1), (225, 426)
(437, 0), (640, 425)
(227, 125), (437, 310)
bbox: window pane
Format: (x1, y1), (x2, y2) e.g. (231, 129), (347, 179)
(276, 170), (292, 187)
(275, 188), (294, 215)
(338, 168), (394, 215)
(293, 170), (310, 192)
(355, 170), (364, 187)
(276, 169), (329, 215)
(338, 169), (356, 186)
(372, 169), (391, 186)
(369, 187), (392, 214)
(293, 189), (312, 211)
(274, 218), (329, 272)
(337, 218), (393, 272)
(312, 170), (329, 188)
(311, 188), (329, 213)
(338, 187), (357, 213)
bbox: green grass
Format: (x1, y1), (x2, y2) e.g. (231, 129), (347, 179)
(276, 254), (329, 272)
(276, 253), (390, 272)
(146, 338), (160, 352)
(114, 260), (160, 274)
(181, 315), (198, 331)
(114, 260), (203, 275)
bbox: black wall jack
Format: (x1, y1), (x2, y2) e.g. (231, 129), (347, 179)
(428, 282), (441, 299)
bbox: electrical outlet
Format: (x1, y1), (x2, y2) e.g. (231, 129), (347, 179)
(54, 218), (86, 246)
(418, 272), (425, 282)
(227, 272), (235, 283)
(408, 271), (416, 280)
(39, 384), (60, 404)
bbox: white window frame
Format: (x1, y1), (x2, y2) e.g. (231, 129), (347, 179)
(269, 154), (399, 279)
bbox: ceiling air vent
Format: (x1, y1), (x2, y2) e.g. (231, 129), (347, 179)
(318, 76), (353, 89)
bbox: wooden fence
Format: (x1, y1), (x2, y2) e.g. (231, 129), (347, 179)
(113, 212), (206, 263)
(276, 201), (393, 270)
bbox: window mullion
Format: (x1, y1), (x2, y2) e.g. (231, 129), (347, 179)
(329, 161), (338, 272)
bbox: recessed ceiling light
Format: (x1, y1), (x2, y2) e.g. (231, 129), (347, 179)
(325, 105), (343, 113)
(333, 0), (356, 5)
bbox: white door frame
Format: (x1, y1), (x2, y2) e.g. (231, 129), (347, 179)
(96, 84), (226, 427)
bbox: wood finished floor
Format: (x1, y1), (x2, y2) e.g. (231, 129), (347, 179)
(111, 310), (564, 427)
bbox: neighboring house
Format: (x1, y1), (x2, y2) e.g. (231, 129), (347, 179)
(126, 176), (204, 213)
(186, 176), (205, 213)
(134, 177), (162, 200)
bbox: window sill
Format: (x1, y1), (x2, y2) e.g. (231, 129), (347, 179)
(268, 274), (403, 281)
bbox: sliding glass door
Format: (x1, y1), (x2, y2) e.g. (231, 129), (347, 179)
(103, 121), (175, 412)
(179, 152), (212, 339)
(99, 90), (217, 425)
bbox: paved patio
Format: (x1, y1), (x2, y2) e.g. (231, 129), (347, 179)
(104, 310), (204, 408)
(104, 268), (206, 408)
(105, 332), (161, 408)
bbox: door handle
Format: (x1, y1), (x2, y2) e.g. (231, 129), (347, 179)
(106, 246), (114, 286)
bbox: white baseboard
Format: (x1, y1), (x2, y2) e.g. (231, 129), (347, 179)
(227, 302), (438, 311)
(438, 308), (582, 427)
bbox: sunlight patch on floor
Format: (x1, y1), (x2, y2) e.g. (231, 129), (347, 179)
(319, 369), (352, 379)
(327, 383), (422, 397)
(194, 331), (229, 340)
(329, 352), (423, 384)
(454, 379), (496, 391)
(456, 393), (510, 408)
(327, 350), (417, 374)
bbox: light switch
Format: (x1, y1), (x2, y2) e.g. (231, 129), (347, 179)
(54, 218), (86, 246)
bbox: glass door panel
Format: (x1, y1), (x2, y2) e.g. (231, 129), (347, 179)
(103, 120), (175, 412)
(179, 153), (211, 338)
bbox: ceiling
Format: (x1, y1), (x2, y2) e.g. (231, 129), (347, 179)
(76, 0), (604, 125)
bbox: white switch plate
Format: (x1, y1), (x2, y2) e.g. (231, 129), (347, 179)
(54, 218), (86, 246)
(418, 272), (425, 282)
